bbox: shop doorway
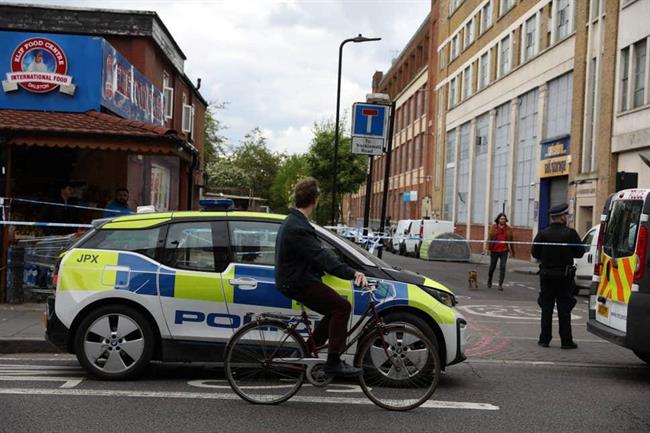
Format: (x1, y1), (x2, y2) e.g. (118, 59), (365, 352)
(538, 176), (568, 230)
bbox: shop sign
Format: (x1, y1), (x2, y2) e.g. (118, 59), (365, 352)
(402, 190), (418, 202)
(3, 37), (76, 95)
(539, 136), (570, 178)
(101, 41), (163, 126)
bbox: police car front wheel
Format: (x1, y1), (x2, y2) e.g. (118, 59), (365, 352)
(74, 304), (155, 380)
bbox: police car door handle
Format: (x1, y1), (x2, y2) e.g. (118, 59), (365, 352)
(229, 277), (258, 290)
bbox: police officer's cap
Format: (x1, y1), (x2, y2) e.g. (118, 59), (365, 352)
(548, 202), (569, 216)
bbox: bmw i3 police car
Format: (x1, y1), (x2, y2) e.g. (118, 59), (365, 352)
(46, 208), (467, 380)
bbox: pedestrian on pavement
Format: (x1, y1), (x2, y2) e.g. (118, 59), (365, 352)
(103, 187), (133, 218)
(485, 212), (515, 291)
(532, 203), (585, 349)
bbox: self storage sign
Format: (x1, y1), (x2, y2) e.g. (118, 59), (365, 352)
(539, 136), (570, 178)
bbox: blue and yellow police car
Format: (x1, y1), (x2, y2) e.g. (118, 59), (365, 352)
(46, 205), (467, 380)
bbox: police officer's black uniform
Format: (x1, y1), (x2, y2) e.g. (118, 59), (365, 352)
(531, 203), (585, 349)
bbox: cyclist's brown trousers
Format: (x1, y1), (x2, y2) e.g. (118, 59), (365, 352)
(289, 282), (351, 354)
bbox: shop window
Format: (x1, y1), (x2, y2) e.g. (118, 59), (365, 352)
(514, 89), (538, 228)
(472, 113), (489, 224)
(83, 227), (162, 259)
(229, 221), (280, 266)
(456, 123), (471, 224)
(492, 102), (511, 217)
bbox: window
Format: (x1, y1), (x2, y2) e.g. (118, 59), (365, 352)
(464, 19), (475, 48)
(83, 228), (161, 259)
(463, 66), (472, 99)
(524, 15), (537, 61)
(499, 35), (511, 77)
(439, 47), (447, 70)
(163, 73), (173, 119)
(584, 57), (597, 173)
(181, 94), (194, 134)
(449, 77), (457, 108)
(556, 0), (571, 41)
(514, 89), (538, 228)
(620, 47), (630, 111)
(633, 39), (647, 108)
(407, 140), (413, 171)
(417, 89), (423, 118)
(229, 221), (280, 266)
(545, 72), (573, 139)
(492, 102), (511, 217)
(451, 35), (459, 61)
(479, 52), (489, 89)
(456, 123), (471, 224)
(480, 0), (493, 34)
(164, 222), (225, 272)
(472, 114), (489, 224)
(443, 129), (457, 220)
(450, 0), (463, 15)
(590, 0), (599, 20)
(500, 0), (515, 16)
(414, 135), (421, 168)
(603, 200), (643, 258)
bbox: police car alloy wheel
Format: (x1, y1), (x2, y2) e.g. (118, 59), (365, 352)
(74, 304), (154, 380)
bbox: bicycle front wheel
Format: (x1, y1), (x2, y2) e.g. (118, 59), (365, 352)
(356, 323), (441, 411)
(224, 320), (307, 405)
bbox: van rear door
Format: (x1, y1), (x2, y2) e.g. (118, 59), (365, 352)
(595, 199), (643, 332)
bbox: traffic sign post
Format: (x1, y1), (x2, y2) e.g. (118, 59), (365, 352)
(351, 103), (390, 155)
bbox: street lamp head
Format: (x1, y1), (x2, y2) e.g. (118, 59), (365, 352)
(352, 34), (381, 43)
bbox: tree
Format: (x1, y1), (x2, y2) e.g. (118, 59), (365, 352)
(306, 119), (367, 224)
(203, 101), (228, 191)
(270, 154), (309, 213)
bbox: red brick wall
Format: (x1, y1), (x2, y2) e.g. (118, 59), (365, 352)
(469, 224), (485, 254)
(512, 227), (533, 260)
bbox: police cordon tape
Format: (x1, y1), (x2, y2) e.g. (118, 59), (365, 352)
(324, 225), (588, 248)
(0, 197), (133, 214)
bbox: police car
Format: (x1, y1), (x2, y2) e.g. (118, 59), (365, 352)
(46, 205), (467, 380)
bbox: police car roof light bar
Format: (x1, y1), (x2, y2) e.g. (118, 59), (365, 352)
(199, 198), (235, 211)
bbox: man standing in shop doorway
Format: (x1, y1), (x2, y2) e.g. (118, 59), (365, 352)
(103, 188), (133, 218)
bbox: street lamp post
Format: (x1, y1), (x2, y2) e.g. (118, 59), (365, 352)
(331, 34), (381, 226)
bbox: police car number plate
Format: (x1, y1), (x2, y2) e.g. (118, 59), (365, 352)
(597, 304), (609, 318)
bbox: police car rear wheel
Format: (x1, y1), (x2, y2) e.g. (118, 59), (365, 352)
(74, 305), (154, 380)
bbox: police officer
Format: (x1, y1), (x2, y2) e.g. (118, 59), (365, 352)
(532, 203), (585, 349)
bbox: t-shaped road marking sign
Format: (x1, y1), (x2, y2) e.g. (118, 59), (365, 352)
(351, 102), (390, 156)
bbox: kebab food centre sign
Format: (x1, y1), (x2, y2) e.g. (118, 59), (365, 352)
(0, 31), (163, 126)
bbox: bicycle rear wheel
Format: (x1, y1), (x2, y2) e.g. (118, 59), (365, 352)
(356, 323), (440, 411)
(224, 320), (307, 405)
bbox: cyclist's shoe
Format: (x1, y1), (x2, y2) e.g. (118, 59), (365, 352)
(324, 360), (363, 377)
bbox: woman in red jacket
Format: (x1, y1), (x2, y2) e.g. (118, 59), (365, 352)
(486, 213), (515, 290)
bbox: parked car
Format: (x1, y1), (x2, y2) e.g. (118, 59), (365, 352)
(574, 224), (599, 289)
(404, 219), (455, 258)
(391, 219), (413, 255)
(45, 210), (467, 380)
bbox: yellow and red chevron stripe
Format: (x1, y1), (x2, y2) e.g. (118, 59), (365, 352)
(597, 254), (636, 304)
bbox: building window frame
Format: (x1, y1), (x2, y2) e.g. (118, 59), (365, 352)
(449, 0), (464, 16)
(163, 72), (174, 120)
(463, 65), (472, 100)
(449, 77), (457, 109)
(522, 13), (539, 63)
(620, 47), (630, 112)
(498, 34), (512, 78)
(499, 0), (515, 17)
(480, 0), (494, 35)
(632, 38), (647, 109)
(479, 51), (490, 89)
(464, 18), (475, 50)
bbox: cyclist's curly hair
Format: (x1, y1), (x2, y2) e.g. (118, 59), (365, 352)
(294, 177), (321, 208)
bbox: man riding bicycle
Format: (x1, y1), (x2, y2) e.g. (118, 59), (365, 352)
(274, 177), (368, 377)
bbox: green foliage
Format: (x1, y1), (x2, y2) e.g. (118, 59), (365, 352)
(270, 154), (309, 213)
(306, 119), (367, 224)
(203, 101), (228, 190)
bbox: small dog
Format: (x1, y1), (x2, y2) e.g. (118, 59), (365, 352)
(468, 270), (479, 289)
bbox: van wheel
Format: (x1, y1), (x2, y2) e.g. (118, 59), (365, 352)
(633, 350), (650, 365)
(399, 242), (406, 256)
(74, 304), (154, 380)
(415, 243), (421, 259)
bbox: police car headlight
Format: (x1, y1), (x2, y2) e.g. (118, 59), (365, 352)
(419, 285), (457, 307)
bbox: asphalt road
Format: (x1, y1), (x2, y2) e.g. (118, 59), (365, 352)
(1, 253), (649, 433)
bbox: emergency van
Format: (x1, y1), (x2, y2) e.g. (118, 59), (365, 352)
(45, 210), (467, 380)
(587, 189), (650, 364)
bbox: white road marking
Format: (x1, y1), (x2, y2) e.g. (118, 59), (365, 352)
(468, 359), (647, 369)
(0, 387), (500, 410)
(0, 376), (84, 388)
(188, 380), (364, 394)
(458, 305), (583, 320)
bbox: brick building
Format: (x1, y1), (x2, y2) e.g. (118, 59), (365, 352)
(0, 4), (207, 300)
(346, 10), (436, 227)
(434, 0), (579, 258)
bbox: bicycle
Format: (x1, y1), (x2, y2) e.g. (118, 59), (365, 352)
(223, 281), (441, 411)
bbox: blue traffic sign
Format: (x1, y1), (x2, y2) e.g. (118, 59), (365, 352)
(352, 103), (388, 138)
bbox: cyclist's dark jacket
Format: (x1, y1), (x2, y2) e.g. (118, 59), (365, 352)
(531, 223), (584, 272)
(275, 208), (356, 294)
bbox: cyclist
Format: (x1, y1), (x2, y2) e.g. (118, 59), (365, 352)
(275, 176), (368, 377)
